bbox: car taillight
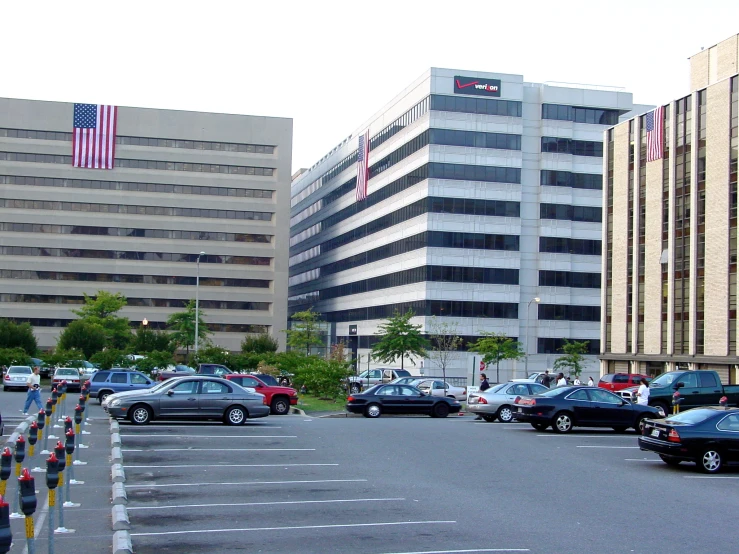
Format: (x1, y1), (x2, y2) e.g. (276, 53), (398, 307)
(3, 375), (8, 380)
(668, 429), (681, 443)
(347, 395), (355, 402)
(477, 397), (487, 404)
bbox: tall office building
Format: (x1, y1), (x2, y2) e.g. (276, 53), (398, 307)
(601, 33), (739, 381)
(289, 69), (645, 380)
(0, 98), (292, 351)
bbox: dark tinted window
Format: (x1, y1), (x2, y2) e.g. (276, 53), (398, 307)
(599, 374), (614, 383)
(111, 373), (127, 384)
(613, 374), (629, 384)
(568, 389), (589, 400)
(92, 372), (109, 383)
(699, 373), (719, 388)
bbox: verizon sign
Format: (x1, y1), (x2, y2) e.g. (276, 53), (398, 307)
(453, 76), (501, 97)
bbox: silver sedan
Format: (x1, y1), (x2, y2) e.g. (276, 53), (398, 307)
(468, 382), (549, 422)
(102, 376), (270, 425)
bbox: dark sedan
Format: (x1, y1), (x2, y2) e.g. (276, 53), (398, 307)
(639, 407), (739, 473)
(512, 385), (664, 433)
(346, 384), (461, 418)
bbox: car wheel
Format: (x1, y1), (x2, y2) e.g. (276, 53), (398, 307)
(98, 391), (112, 405)
(531, 423), (548, 431)
(497, 405), (514, 423)
(271, 396), (290, 415)
(659, 454), (681, 467)
(698, 448), (723, 473)
(364, 403), (381, 418)
(635, 414), (649, 433)
(433, 403), (450, 418)
(350, 383), (362, 394)
(225, 406), (247, 426)
(553, 412), (574, 433)
(612, 426), (628, 433)
(482, 414), (496, 423)
(129, 404), (152, 425)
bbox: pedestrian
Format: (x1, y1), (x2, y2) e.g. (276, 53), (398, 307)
(573, 376), (581, 385)
(479, 373), (490, 392)
(556, 372), (567, 387)
(635, 377), (650, 405)
(541, 370), (552, 388)
(587, 376), (594, 387)
(22, 365), (42, 415)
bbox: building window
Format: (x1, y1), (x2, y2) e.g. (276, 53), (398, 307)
(430, 94), (522, 117)
(323, 300), (519, 323)
(538, 304), (600, 322)
(540, 203), (602, 223)
(538, 270), (601, 288)
(542, 104), (621, 125)
(538, 337), (600, 355)
(673, 96), (692, 354)
(541, 137), (604, 157)
(539, 237), (601, 256)
(729, 77), (738, 354)
(540, 170), (602, 190)
(605, 127), (614, 352)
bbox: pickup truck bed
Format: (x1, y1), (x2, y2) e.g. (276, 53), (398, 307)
(640, 370), (739, 412)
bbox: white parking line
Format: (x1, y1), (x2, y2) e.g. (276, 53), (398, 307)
(122, 448), (314, 452)
(126, 478), (367, 488)
(624, 458), (662, 462)
(128, 497), (405, 510)
(380, 550), (530, 553)
(126, 463), (339, 468)
(120, 434), (296, 438)
(684, 475), (739, 479)
(130, 520), (456, 537)
(536, 434), (637, 438)
(575, 446), (639, 449)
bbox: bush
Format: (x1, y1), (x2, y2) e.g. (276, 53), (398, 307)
(0, 347), (32, 368)
(90, 349), (128, 370)
(135, 351), (174, 374)
(241, 334), (278, 354)
(291, 356), (353, 400)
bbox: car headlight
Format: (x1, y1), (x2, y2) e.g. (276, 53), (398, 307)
(657, 406), (666, 417)
(109, 399), (122, 407)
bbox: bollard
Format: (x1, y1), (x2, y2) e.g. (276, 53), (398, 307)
(42, 399), (54, 454)
(36, 409), (45, 444)
(28, 422), (38, 458)
(672, 391), (683, 415)
(51, 387), (58, 415)
(59, 381), (67, 421)
(73, 406), (87, 465)
(0, 449), (10, 497)
(0, 494), (11, 554)
(64, 429), (81, 505)
(53, 442), (72, 534)
(720, 395), (729, 409)
(46, 454), (58, 554)
(10, 436), (26, 518)
(78, 396), (90, 436)
(19, 469), (37, 554)
(64, 417), (73, 435)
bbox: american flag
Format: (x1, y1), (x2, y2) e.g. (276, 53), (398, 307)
(355, 129), (370, 202)
(645, 106), (664, 162)
(73, 103), (117, 169)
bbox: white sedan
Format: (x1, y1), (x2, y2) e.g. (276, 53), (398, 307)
(415, 379), (467, 401)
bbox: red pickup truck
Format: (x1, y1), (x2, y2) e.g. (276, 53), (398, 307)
(225, 373), (299, 415)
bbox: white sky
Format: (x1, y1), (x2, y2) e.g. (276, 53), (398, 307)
(2, 0), (738, 173)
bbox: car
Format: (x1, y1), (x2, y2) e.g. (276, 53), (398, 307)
(599, 373), (651, 392)
(3, 365), (32, 391)
(511, 372), (555, 386)
(155, 364), (197, 381)
(346, 383), (461, 418)
(389, 376), (425, 387)
(102, 375), (270, 425)
(30, 358), (51, 378)
(89, 369), (156, 403)
(348, 369), (412, 393)
(52, 367), (83, 391)
(512, 385), (665, 433)
(225, 373), (299, 415)
(65, 360), (97, 377)
(467, 382), (549, 422)
(414, 379), (467, 401)
(639, 407), (739, 473)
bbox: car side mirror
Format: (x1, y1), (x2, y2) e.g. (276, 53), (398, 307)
(146, 381), (151, 385)
(674, 382), (684, 390)
(167, 389), (174, 396)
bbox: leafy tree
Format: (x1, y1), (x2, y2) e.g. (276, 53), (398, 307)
(0, 319), (38, 355)
(132, 324), (173, 354)
(371, 309), (429, 371)
(43, 348), (86, 369)
(241, 333), (279, 354)
(427, 317), (463, 384)
(57, 320), (107, 359)
(0, 347), (31, 368)
(553, 340), (590, 380)
(469, 332), (524, 384)
(135, 351), (175, 374)
(90, 348), (127, 370)
(291, 356), (353, 400)
(285, 309), (325, 355)
(191, 345), (231, 367)
(166, 299), (210, 360)
(72, 291), (132, 349)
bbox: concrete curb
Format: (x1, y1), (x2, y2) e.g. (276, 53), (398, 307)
(111, 432), (121, 448)
(112, 481), (127, 505)
(111, 446), (123, 464)
(113, 530), (133, 554)
(111, 463), (126, 483)
(289, 407), (307, 416)
(112, 504), (131, 530)
(110, 416), (133, 553)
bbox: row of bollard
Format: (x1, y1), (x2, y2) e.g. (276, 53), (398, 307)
(0, 379), (91, 554)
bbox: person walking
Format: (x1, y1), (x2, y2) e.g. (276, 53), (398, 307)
(556, 373), (567, 387)
(541, 370), (552, 388)
(587, 376), (594, 387)
(479, 373), (491, 392)
(22, 365), (42, 415)
(573, 376), (581, 385)
(635, 378), (650, 405)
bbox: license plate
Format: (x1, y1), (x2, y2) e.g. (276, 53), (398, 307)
(651, 429), (660, 437)
(517, 407), (523, 412)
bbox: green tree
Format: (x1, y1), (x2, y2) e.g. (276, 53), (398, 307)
(43, 348), (86, 369)
(427, 317), (463, 384)
(553, 340), (590, 381)
(285, 309), (325, 355)
(371, 309), (429, 372)
(469, 332), (524, 384)
(291, 356), (353, 400)
(0, 347), (31, 368)
(241, 333), (279, 354)
(57, 320), (107, 359)
(132, 324), (173, 354)
(135, 351), (174, 374)
(90, 348), (126, 370)
(72, 291), (132, 350)
(0, 319), (38, 355)
(166, 299), (210, 360)
(191, 345), (231, 367)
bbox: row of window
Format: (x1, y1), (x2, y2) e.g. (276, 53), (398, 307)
(1, 294), (270, 311)
(541, 104), (621, 126)
(540, 170), (602, 190)
(368, 130), (429, 180)
(540, 203), (602, 223)
(539, 237), (601, 256)
(0, 223), (271, 243)
(537, 337), (599, 355)
(9, 318), (269, 333)
(0, 198), (273, 221)
(539, 270), (601, 289)
(538, 304), (600, 322)
(0, 127), (276, 154)
(0, 152), (275, 176)
(0, 175), (274, 199)
(323, 300), (519, 323)
(429, 128), (521, 151)
(0, 247), (271, 266)
(430, 94), (522, 117)
(541, 138), (603, 157)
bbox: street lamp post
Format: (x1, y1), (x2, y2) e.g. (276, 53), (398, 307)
(142, 318), (148, 352)
(524, 297), (541, 375)
(194, 252), (205, 355)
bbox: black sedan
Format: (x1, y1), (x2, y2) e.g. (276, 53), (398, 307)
(512, 386), (664, 433)
(639, 407), (739, 473)
(346, 384), (461, 418)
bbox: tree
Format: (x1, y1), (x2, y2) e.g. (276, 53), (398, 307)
(291, 355), (353, 400)
(285, 309), (325, 355)
(166, 299), (210, 360)
(0, 319), (38, 355)
(135, 351), (174, 374)
(57, 320), (107, 359)
(469, 332), (524, 384)
(241, 333), (278, 354)
(0, 347), (31, 368)
(553, 340), (589, 381)
(132, 324), (173, 354)
(371, 309), (429, 372)
(90, 348), (126, 370)
(72, 291), (132, 350)
(427, 317), (463, 384)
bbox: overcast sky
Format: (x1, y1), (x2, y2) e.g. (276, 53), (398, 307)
(2, 1), (738, 172)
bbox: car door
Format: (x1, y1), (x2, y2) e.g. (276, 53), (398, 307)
(716, 413), (739, 462)
(233, 376), (261, 392)
(374, 385), (401, 413)
(587, 389), (632, 427)
(129, 372), (152, 391)
(399, 385), (434, 413)
(199, 380), (234, 417)
(675, 372), (702, 408)
(696, 372), (724, 406)
(159, 380), (200, 417)
(505, 384), (529, 407)
(566, 389), (595, 423)
(110, 372), (128, 393)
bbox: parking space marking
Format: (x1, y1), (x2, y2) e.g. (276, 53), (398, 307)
(684, 475), (739, 479)
(130, 520), (457, 537)
(126, 462), (338, 468)
(127, 478), (368, 488)
(122, 448), (315, 452)
(128, 497), (405, 510)
(624, 458), (662, 462)
(575, 446), (639, 449)
(380, 550), (530, 553)
(120, 434), (297, 438)
(535, 434), (637, 438)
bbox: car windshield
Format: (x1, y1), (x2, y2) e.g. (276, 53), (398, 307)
(255, 374), (279, 386)
(665, 409), (718, 425)
(650, 373), (679, 388)
(534, 387), (569, 398)
(56, 369), (79, 376)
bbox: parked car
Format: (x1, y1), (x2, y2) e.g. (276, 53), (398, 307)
(197, 364), (234, 377)
(155, 364), (198, 381)
(102, 376), (270, 425)
(512, 386), (665, 433)
(637, 370), (739, 415)
(225, 374), (299, 415)
(348, 369), (413, 394)
(468, 382), (549, 422)
(3, 365), (32, 391)
(511, 372), (555, 386)
(89, 369), (156, 403)
(414, 379), (467, 401)
(389, 377), (425, 387)
(598, 373), (651, 392)
(52, 367), (83, 392)
(30, 358), (51, 378)
(639, 407), (739, 473)
(346, 384), (461, 418)
(65, 360), (97, 377)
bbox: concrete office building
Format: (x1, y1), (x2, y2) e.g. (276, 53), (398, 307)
(0, 97), (292, 351)
(289, 68), (646, 381)
(601, 33), (739, 381)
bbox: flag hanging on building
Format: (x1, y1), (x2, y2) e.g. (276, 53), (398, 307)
(645, 105), (664, 162)
(72, 103), (117, 169)
(355, 129), (370, 201)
